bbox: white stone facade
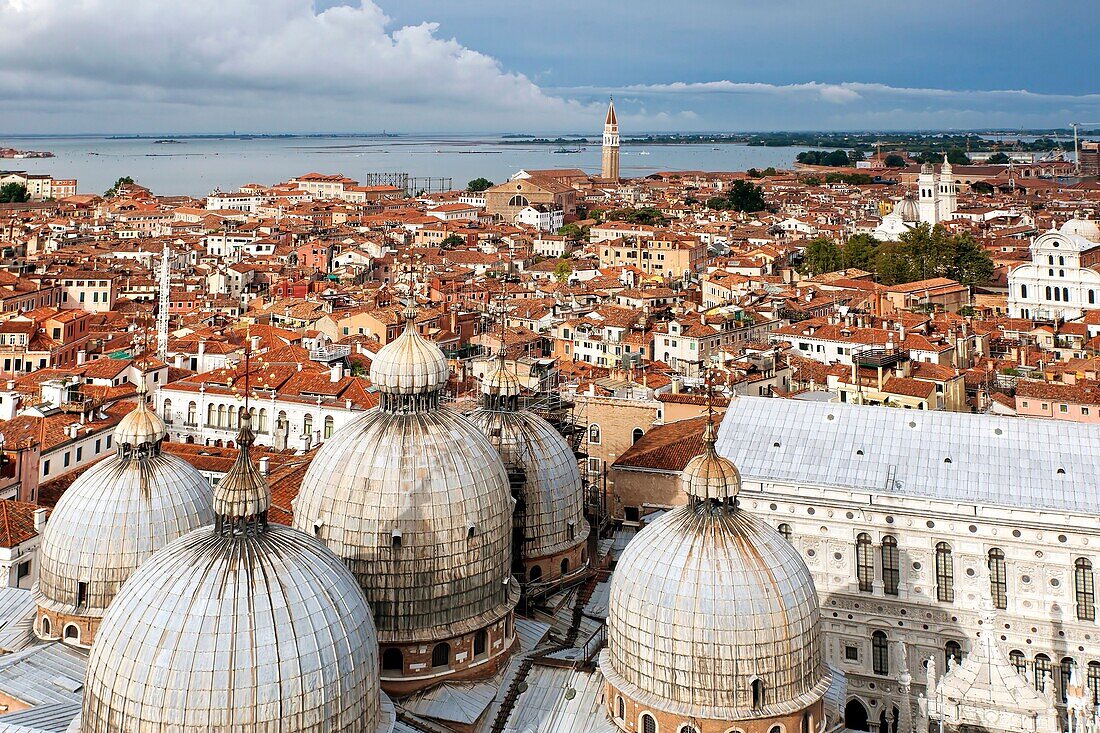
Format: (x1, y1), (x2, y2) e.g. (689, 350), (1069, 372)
(1008, 221), (1100, 321)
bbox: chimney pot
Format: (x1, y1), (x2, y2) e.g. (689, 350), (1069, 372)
(33, 507), (47, 531)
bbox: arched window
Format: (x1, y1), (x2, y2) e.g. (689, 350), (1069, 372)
(988, 548), (1007, 609)
(881, 536), (899, 596)
(680, 726), (699, 733)
(1076, 558), (1095, 621)
(1090, 290), (1096, 305)
(162, 399), (172, 424)
(381, 647), (403, 672)
(508, 195), (529, 208)
(1054, 287), (1061, 302)
(1064, 287), (1070, 302)
(277, 411), (287, 431)
(1088, 661), (1100, 705)
(561, 558), (570, 576)
(217, 404), (226, 428)
(945, 640), (962, 667)
(529, 565), (542, 581)
(474, 629), (487, 657)
(64, 625), (79, 641)
(1021, 284), (1028, 298)
(207, 403), (215, 426)
(1060, 256), (1065, 265)
(1061, 658), (1075, 703)
(1046, 286), (1053, 300)
(632, 427), (644, 444)
(588, 424), (601, 444)
(751, 678), (765, 708)
(1035, 653), (1052, 692)
(617, 696), (625, 719)
(872, 630), (889, 675)
(856, 533), (873, 593)
(187, 401), (196, 426)
(1010, 650), (1027, 676)
(40, 616), (50, 637)
(768, 727), (781, 733)
(303, 413), (313, 435)
(324, 415), (334, 439)
(778, 523), (793, 542)
(844, 699), (869, 732)
(935, 542), (955, 602)
(641, 713), (657, 733)
(258, 408), (268, 433)
(431, 642), (450, 669)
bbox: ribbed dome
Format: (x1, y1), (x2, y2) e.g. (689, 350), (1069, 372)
(681, 419), (742, 501)
(80, 414), (394, 733)
(481, 354), (522, 398)
(80, 526), (394, 733)
(369, 309), (449, 396)
(893, 195), (920, 223)
(294, 406), (518, 641)
(602, 506), (826, 720)
(112, 392), (167, 446)
(35, 400), (213, 632)
(1060, 218), (1100, 241)
(469, 407), (587, 562)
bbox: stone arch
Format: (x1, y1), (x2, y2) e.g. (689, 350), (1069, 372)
(845, 698), (870, 732)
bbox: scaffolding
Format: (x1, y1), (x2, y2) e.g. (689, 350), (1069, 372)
(364, 172), (453, 195)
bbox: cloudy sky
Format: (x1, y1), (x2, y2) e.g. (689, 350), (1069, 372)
(0, 0), (1096, 134)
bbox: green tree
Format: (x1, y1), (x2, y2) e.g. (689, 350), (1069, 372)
(552, 259), (572, 282)
(706, 196), (731, 211)
(604, 207), (668, 226)
(0, 183), (29, 203)
(949, 231), (994, 286)
(440, 234), (466, 248)
(801, 237), (843, 275)
(558, 222), (590, 242)
(884, 153), (907, 168)
(946, 148), (970, 166)
(466, 177), (493, 192)
(987, 152), (1010, 164)
(104, 176), (135, 197)
(874, 241), (914, 286)
(747, 168), (763, 178)
(726, 180), (767, 212)
(842, 233), (879, 271)
(802, 176), (822, 186)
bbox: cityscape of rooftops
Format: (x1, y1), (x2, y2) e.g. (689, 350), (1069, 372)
(0, 2), (1098, 733)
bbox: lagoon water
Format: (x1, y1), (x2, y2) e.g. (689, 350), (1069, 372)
(1, 134), (813, 197)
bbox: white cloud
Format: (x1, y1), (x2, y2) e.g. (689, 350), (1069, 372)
(0, 0), (592, 131)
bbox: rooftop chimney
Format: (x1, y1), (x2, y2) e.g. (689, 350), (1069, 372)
(331, 363), (344, 382)
(258, 456), (270, 476)
(33, 507), (47, 532)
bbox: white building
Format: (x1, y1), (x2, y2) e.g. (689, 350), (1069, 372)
(1008, 219), (1100, 321)
(206, 190), (262, 213)
(514, 205), (564, 232)
(918, 158), (958, 225)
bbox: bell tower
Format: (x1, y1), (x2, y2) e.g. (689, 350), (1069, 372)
(601, 97), (620, 181)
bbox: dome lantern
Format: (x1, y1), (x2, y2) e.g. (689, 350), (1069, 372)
(368, 300), (450, 413)
(112, 379), (167, 458)
(213, 410), (270, 537)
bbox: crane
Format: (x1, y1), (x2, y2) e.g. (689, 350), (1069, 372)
(1070, 122), (1100, 174)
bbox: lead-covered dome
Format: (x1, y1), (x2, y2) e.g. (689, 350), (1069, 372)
(368, 304), (449, 395)
(294, 306), (518, 689)
(35, 393), (214, 646)
(601, 414), (828, 724)
(80, 414), (394, 733)
(469, 354), (588, 577)
(1061, 218), (1100, 242)
(893, 194), (920, 223)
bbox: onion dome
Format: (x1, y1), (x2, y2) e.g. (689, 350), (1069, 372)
(80, 412), (394, 733)
(34, 390), (213, 646)
(601, 412), (830, 725)
(294, 306), (518, 677)
(680, 418), (742, 502)
(469, 352), (588, 579)
(368, 303), (449, 399)
(893, 194), (920, 223)
(1060, 218), (1100, 241)
(112, 383), (167, 447)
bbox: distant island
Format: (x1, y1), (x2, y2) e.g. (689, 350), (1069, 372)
(0, 146), (54, 159)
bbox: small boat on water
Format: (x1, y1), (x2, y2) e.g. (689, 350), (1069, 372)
(552, 147), (584, 154)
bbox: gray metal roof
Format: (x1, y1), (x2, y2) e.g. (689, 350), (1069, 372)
(715, 396), (1100, 513)
(0, 642), (86, 725)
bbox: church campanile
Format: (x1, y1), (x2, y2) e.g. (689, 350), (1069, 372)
(601, 97), (620, 180)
